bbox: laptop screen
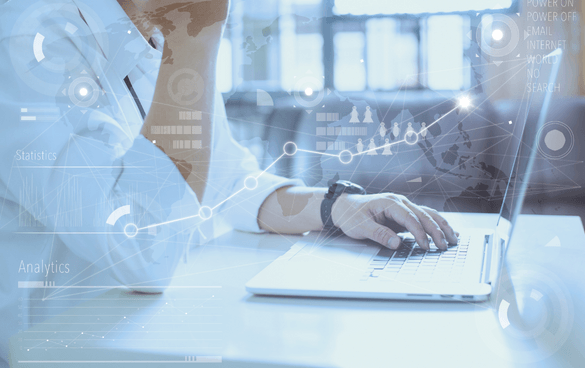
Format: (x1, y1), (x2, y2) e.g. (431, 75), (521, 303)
(495, 48), (563, 249)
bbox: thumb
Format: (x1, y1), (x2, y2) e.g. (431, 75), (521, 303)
(361, 219), (401, 249)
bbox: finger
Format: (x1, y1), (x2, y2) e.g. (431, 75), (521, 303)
(381, 199), (430, 250)
(420, 206), (459, 244)
(360, 219), (401, 249)
(403, 202), (448, 250)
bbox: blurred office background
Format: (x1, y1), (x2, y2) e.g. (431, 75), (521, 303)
(218, 0), (585, 222)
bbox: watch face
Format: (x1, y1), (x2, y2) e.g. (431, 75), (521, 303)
(346, 185), (366, 195)
(332, 181), (366, 196)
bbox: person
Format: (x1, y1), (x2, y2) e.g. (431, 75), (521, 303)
(0, 1), (458, 365)
(379, 122), (387, 137)
(349, 105), (360, 123)
(381, 139), (393, 155)
(406, 121), (415, 134)
(392, 122), (401, 139)
(356, 138), (364, 153)
(421, 122), (428, 138)
(363, 106), (374, 123)
(366, 138), (378, 155)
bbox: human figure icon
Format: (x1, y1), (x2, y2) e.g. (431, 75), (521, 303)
(381, 138), (392, 155)
(406, 122), (415, 134)
(404, 122), (417, 145)
(356, 138), (364, 153)
(363, 106), (374, 123)
(379, 122), (387, 137)
(349, 106), (360, 123)
(392, 122), (400, 139)
(366, 138), (378, 155)
(420, 122), (428, 139)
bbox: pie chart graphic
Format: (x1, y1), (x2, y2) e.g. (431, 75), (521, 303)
(475, 265), (573, 363)
(537, 121), (574, 160)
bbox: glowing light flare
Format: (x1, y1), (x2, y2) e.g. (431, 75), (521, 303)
(492, 29), (504, 41)
(458, 96), (472, 109)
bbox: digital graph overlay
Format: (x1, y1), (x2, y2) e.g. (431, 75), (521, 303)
(16, 288), (223, 364)
(116, 97), (468, 238)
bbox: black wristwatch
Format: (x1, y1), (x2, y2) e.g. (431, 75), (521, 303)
(320, 180), (366, 232)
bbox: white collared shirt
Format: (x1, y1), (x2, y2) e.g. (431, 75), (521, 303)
(0, 0), (301, 364)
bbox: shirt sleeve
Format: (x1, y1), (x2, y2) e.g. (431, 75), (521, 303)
(0, 5), (200, 292)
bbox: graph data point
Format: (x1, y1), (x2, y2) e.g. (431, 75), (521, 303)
(338, 150), (353, 164)
(405, 132), (419, 145)
(244, 176), (258, 190)
(283, 141), (297, 156)
(124, 223), (138, 238)
(199, 206), (213, 220)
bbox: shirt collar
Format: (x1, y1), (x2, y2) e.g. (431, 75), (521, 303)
(72, 0), (155, 78)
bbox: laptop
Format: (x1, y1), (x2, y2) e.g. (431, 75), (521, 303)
(246, 49), (563, 302)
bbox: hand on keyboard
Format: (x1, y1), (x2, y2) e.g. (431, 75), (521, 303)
(330, 193), (459, 251)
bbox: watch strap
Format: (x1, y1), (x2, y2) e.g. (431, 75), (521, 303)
(320, 196), (337, 230)
(320, 181), (366, 233)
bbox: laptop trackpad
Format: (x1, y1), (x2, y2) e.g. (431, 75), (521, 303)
(279, 238), (379, 283)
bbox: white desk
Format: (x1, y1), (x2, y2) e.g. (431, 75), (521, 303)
(9, 214), (585, 367)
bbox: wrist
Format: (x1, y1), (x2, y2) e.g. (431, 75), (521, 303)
(320, 181), (366, 232)
(330, 193), (351, 228)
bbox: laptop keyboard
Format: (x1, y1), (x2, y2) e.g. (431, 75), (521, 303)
(362, 235), (471, 283)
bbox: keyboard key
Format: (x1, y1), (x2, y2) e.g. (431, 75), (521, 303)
(377, 247), (395, 257)
(373, 257), (391, 262)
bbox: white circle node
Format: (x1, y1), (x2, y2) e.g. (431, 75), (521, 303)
(338, 150), (353, 164)
(476, 14), (519, 58)
(244, 176), (258, 190)
(405, 132), (419, 145)
(68, 77), (99, 107)
(544, 130), (565, 152)
(492, 29), (504, 41)
(124, 223), (138, 238)
(304, 87), (313, 96)
(537, 121), (574, 160)
(283, 141), (298, 156)
(198, 206), (213, 220)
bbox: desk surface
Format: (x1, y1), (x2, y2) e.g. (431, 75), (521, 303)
(10, 214), (585, 368)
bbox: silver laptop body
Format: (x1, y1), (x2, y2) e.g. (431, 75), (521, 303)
(246, 49), (563, 302)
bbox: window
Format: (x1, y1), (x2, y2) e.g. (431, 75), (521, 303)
(333, 32), (365, 91)
(334, 0), (514, 15)
(425, 15), (469, 91)
(365, 18), (419, 90)
(220, 0), (515, 93)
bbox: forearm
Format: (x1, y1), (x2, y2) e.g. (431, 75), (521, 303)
(258, 186), (327, 234)
(140, 2), (228, 201)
